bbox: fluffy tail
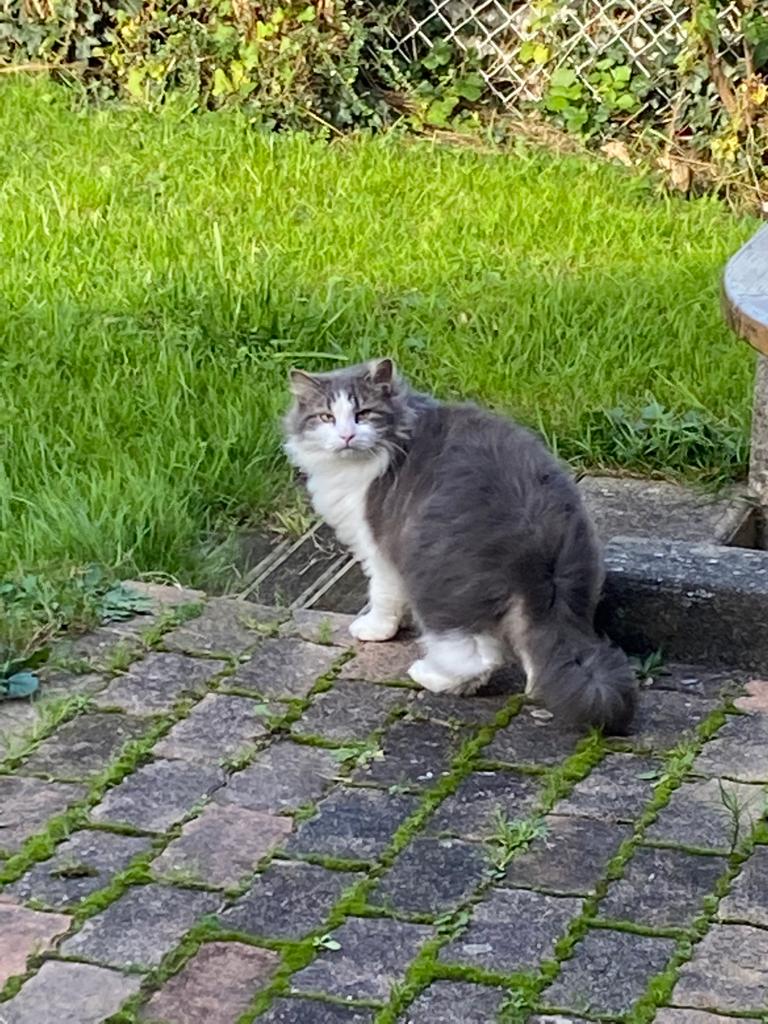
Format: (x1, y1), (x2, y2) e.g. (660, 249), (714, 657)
(504, 605), (637, 735)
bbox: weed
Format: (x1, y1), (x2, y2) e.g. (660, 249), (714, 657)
(489, 811), (548, 872)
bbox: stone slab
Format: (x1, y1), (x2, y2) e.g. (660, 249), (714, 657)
(258, 1001), (375, 1023)
(599, 539), (768, 672)
(223, 860), (360, 940)
(643, 663), (745, 700)
(695, 712), (768, 782)
(629, 690), (720, 752)
(153, 694), (269, 764)
(282, 609), (355, 648)
(719, 845), (768, 927)
(292, 680), (410, 742)
(286, 787), (418, 862)
(95, 652), (226, 714)
(0, 776), (87, 854)
(734, 678), (768, 713)
(291, 917), (432, 1001)
(352, 720), (464, 789)
(555, 754), (659, 822)
(162, 597), (275, 656)
(60, 883), (220, 969)
(91, 759), (225, 832)
(410, 691), (514, 726)
(400, 981), (506, 1023)
(339, 638), (422, 683)
(5, 830), (152, 909)
(121, 580), (206, 609)
(152, 804), (292, 888)
(0, 959), (141, 1024)
(440, 888), (580, 974)
(579, 477), (750, 545)
(655, 1012), (761, 1024)
(543, 927), (676, 1014)
(0, 903), (71, 987)
(646, 778), (767, 852)
(599, 845), (725, 928)
(230, 638), (339, 698)
(426, 770), (540, 840)
(19, 712), (148, 780)
(671, 924), (768, 1011)
(482, 714), (582, 767)
(215, 742), (338, 815)
(140, 941), (280, 1024)
(370, 837), (490, 915)
(502, 815), (632, 896)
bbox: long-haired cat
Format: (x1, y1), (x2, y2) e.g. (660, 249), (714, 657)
(283, 358), (636, 734)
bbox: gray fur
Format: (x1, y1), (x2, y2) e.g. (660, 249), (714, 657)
(284, 360), (637, 735)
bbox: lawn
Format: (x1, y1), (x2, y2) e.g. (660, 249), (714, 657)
(0, 78), (758, 590)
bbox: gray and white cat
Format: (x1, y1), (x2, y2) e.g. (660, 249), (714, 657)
(283, 358), (636, 734)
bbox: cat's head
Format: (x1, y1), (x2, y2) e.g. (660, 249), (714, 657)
(283, 358), (412, 467)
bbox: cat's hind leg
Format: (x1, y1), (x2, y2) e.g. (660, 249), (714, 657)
(408, 631), (502, 694)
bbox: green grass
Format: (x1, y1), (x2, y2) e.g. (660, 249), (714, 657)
(0, 77), (758, 589)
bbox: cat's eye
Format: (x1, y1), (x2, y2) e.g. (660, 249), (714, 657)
(318, 412), (335, 423)
(355, 409), (374, 421)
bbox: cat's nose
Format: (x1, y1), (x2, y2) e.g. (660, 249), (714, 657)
(340, 432), (356, 446)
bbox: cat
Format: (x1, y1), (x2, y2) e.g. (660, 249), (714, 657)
(283, 358), (637, 734)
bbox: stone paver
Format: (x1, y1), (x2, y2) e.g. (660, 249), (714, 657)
(426, 769), (540, 839)
(370, 837), (490, 915)
(483, 713), (581, 767)
(283, 608), (355, 647)
(655, 1012), (761, 1024)
(646, 777), (767, 852)
(695, 712), (768, 782)
(543, 927), (677, 1014)
(91, 759), (224, 831)
(352, 719), (465, 789)
(258, 1001), (375, 1023)
(599, 845), (725, 928)
(0, 960), (142, 1024)
(0, 776), (87, 854)
(0, 903), (71, 987)
(292, 679), (410, 741)
(230, 638), (339, 698)
(719, 845), (768, 926)
(502, 815), (631, 896)
(410, 691), (512, 726)
(555, 754), (660, 822)
(60, 883), (220, 969)
(163, 597), (276, 655)
(141, 942), (280, 1024)
(671, 924), (768, 1010)
(401, 981), (505, 1023)
(19, 712), (148, 780)
(152, 803), (292, 887)
(224, 860), (361, 939)
(630, 690), (719, 751)
(5, 830), (152, 908)
(153, 693), (269, 764)
(339, 638), (421, 683)
(95, 652), (226, 714)
(291, 917), (432, 1001)
(286, 787), (418, 862)
(440, 888), (580, 974)
(215, 741), (338, 814)
(734, 677), (768, 713)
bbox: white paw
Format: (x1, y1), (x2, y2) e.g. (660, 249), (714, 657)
(408, 659), (465, 694)
(349, 612), (400, 642)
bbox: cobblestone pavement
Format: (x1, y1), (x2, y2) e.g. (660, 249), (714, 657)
(1, 588), (768, 1024)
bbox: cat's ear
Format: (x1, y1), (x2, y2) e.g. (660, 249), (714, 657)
(367, 358), (396, 393)
(288, 369), (323, 402)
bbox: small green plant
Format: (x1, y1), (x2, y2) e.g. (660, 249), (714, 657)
(489, 811), (548, 871)
(632, 649), (666, 687)
(312, 932), (341, 951)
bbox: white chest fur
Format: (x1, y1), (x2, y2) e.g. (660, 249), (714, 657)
(294, 450), (389, 564)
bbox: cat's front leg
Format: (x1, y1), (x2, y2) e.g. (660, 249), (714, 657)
(350, 551), (406, 642)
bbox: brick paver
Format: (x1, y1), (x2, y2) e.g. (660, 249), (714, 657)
(0, 594), (765, 1023)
